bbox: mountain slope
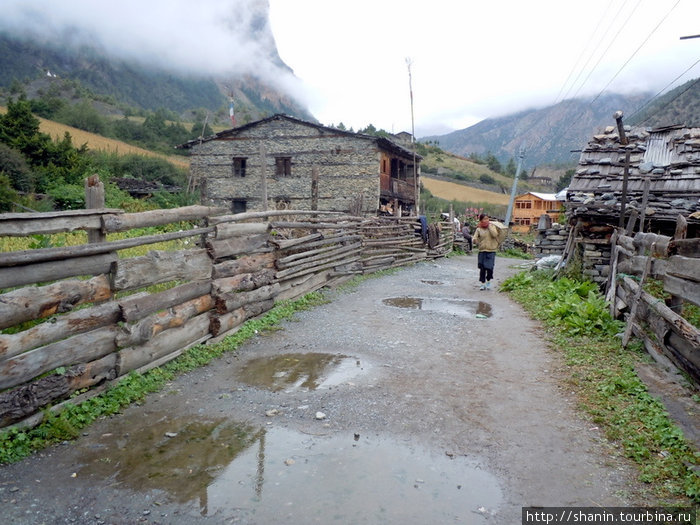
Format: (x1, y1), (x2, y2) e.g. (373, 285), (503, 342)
(422, 93), (651, 169)
(0, 0), (312, 126)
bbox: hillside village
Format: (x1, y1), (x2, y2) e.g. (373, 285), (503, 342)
(0, 5), (699, 519)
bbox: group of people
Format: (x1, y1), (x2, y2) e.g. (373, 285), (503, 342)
(458, 214), (500, 291)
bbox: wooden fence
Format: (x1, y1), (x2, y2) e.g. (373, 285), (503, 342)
(606, 226), (700, 384)
(0, 199), (452, 431)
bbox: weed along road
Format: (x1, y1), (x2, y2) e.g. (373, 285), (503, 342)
(0, 255), (649, 524)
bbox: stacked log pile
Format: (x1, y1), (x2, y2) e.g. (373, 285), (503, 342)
(606, 228), (700, 384)
(0, 206), (447, 430)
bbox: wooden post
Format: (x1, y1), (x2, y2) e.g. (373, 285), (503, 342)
(259, 143), (268, 211)
(311, 166), (319, 211)
(614, 111), (630, 229)
(622, 242), (655, 347)
(667, 214), (688, 313)
(638, 177), (650, 233)
(85, 175), (106, 244)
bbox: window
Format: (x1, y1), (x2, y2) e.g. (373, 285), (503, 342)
(275, 157), (292, 176)
(515, 201), (532, 209)
(231, 199), (247, 214)
(232, 157), (247, 177)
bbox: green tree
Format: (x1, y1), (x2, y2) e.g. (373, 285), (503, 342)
(557, 169), (575, 191)
(485, 152), (502, 174)
(0, 173), (19, 211)
(0, 142), (34, 192)
(505, 157), (517, 177)
(57, 100), (106, 134)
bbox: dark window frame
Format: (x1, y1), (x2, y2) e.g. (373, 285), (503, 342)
(232, 157), (247, 177)
(275, 156), (292, 177)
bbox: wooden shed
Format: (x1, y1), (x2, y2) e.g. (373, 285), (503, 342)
(512, 191), (563, 232)
(177, 114), (421, 216)
(559, 121), (700, 287)
(566, 123), (700, 237)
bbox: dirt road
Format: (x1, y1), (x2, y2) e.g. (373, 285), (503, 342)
(0, 255), (647, 524)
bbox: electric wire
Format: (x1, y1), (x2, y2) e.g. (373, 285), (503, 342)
(561, 0), (637, 103)
(553, 1), (616, 105)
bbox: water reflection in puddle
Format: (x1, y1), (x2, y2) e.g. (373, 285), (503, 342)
(236, 353), (368, 392)
(79, 417), (502, 522)
(383, 297), (493, 318)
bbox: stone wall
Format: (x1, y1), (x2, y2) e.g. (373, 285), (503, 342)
(534, 220), (568, 258)
(190, 118), (382, 215)
(579, 239), (611, 286)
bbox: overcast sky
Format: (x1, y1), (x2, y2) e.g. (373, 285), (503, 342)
(270, 0), (700, 136)
(2, 0), (698, 137)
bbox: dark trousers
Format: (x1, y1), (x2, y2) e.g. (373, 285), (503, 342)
(478, 251), (496, 283)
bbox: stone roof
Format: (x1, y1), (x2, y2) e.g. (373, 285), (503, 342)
(566, 124), (700, 224)
(176, 114), (421, 160)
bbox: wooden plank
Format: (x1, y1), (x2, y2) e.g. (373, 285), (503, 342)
(0, 209), (122, 236)
(0, 275), (112, 330)
(664, 274), (700, 308)
(212, 252), (276, 279)
(623, 249), (653, 348)
(0, 353), (116, 427)
(0, 302), (121, 361)
(668, 238), (700, 258)
(275, 247), (362, 279)
(617, 255), (666, 280)
(116, 314), (211, 375)
(0, 326), (119, 391)
(119, 280), (212, 322)
(116, 294), (214, 347)
(276, 255), (361, 282)
(0, 227), (215, 268)
(101, 205), (226, 232)
(0, 253), (116, 290)
(666, 255), (700, 282)
(209, 299), (275, 337)
(206, 234), (269, 260)
(214, 283), (280, 314)
(276, 241), (362, 270)
(621, 276), (700, 347)
(209, 210), (347, 225)
(215, 222), (269, 239)
(269, 232), (323, 250)
(212, 269), (275, 295)
(633, 232), (670, 256)
(111, 249), (212, 291)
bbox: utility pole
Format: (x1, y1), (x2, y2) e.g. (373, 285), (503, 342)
(504, 146), (525, 226)
(406, 57), (419, 215)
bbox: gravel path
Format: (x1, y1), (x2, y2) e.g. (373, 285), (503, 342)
(0, 255), (648, 524)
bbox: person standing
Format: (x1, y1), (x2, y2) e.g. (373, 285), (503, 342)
(472, 213), (499, 290)
(461, 222), (473, 252)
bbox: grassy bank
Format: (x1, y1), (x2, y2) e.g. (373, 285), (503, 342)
(502, 270), (699, 504)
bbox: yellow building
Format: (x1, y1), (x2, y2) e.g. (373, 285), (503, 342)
(512, 192), (563, 232)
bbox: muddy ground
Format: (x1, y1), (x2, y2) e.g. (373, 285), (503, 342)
(0, 255), (695, 524)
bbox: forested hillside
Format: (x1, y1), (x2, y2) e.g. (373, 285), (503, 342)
(423, 78), (700, 172)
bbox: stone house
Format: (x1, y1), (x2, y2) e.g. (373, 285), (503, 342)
(177, 114), (421, 216)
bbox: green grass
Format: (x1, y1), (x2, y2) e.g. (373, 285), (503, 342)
(502, 270), (700, 504)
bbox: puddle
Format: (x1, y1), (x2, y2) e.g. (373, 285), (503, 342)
(383, 297), (493, 318)
(79, 416), (503, 522)
(236, 352), (368, 392)
(420, 279), (444, 285)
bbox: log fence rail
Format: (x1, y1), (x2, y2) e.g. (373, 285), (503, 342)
(0, 200), (452, 430)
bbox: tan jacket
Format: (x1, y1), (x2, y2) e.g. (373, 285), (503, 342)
(473, 223), (499, 252)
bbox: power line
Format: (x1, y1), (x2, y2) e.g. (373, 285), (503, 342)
(554, 1), (616, 105)
(558, 0), (633, 103)
(588, 0), (681, 107)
